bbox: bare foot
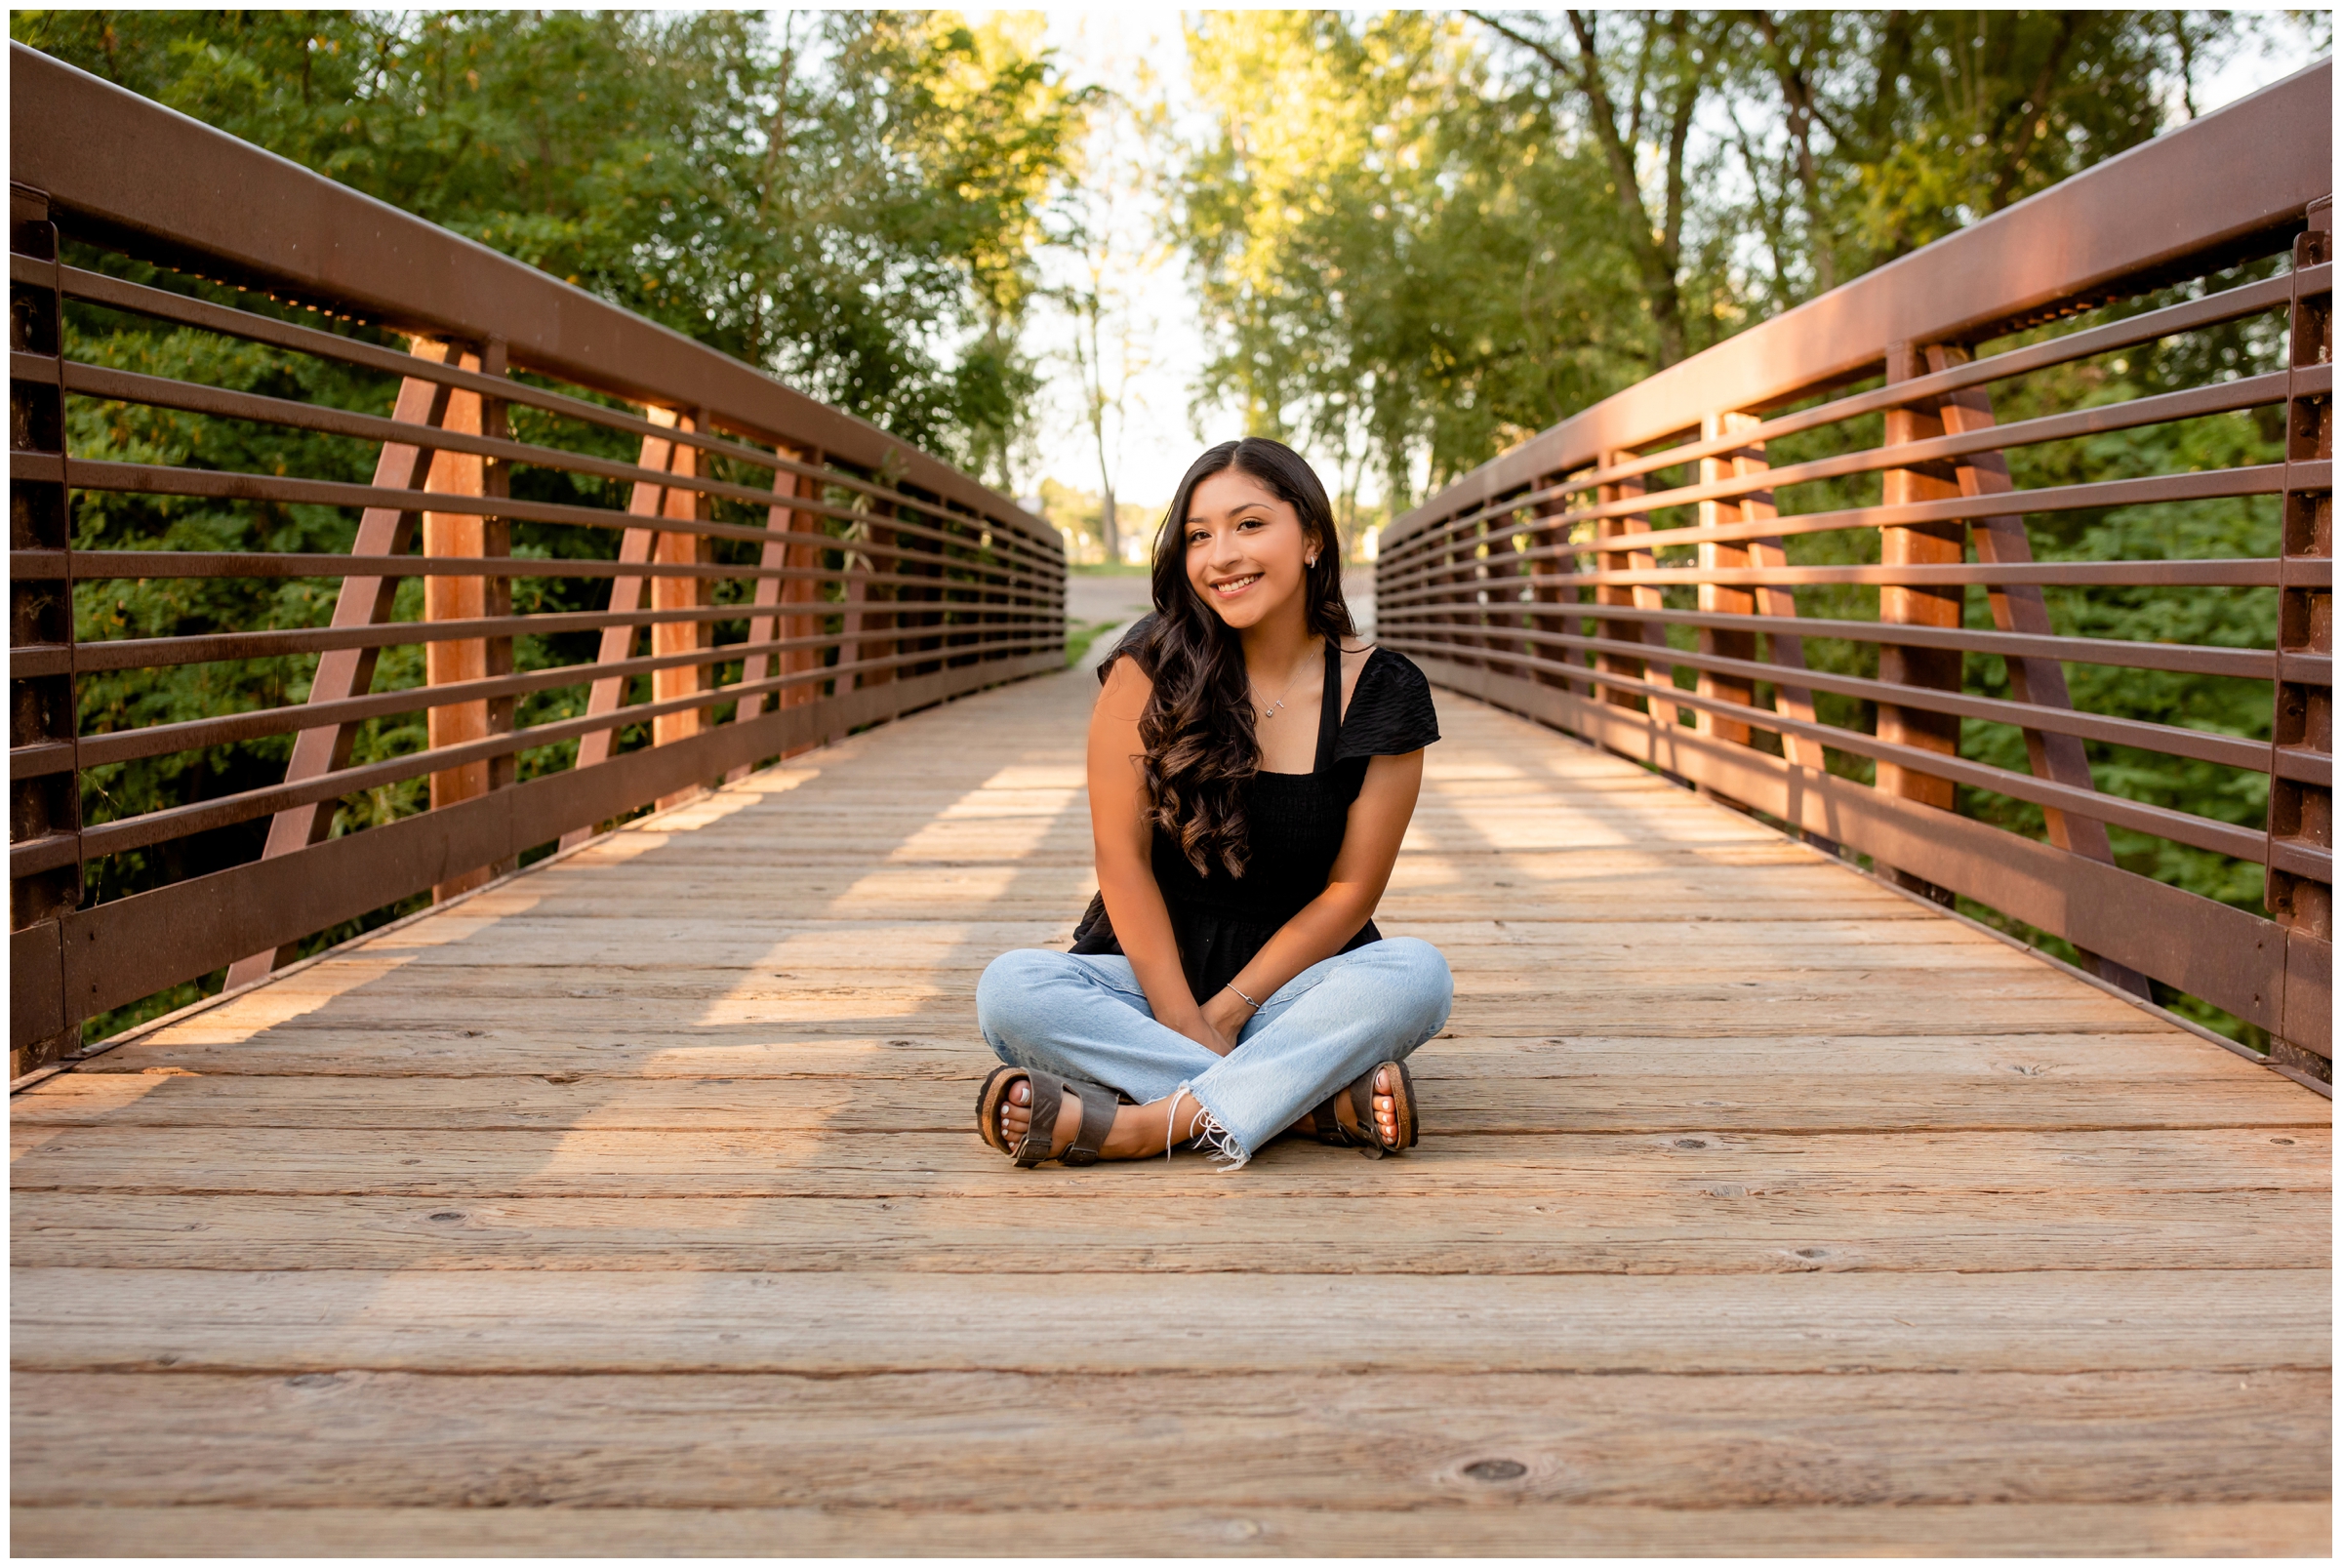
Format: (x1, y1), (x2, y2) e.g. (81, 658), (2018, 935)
(1298, 1066), (1399, 1146)
(997, 1077), (1192, 1161)
(997, 1076), (1081, 1158)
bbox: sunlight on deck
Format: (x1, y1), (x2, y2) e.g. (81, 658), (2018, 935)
(11, 665), (2330, 1556)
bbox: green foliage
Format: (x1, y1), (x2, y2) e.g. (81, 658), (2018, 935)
(1174, 8), (2322, 502)
(1168, 12), (2324, 1041)
(1036, 476), (1151, 565)
(1179, 12), (1649, 507)
(1954, 266), (2289, 927)
(1725, 12), (2226, 302)
(12, 8), (1085, 480)
(11, 10), (1085, 1039)
(1062, 618), (1127, 668)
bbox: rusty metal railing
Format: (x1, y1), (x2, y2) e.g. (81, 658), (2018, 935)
(1377, 60), (2332, 1086)
(7, 46), (1067, 1073)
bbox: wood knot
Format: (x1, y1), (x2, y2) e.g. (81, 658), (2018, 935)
(1463, 1459), (1527, 1482)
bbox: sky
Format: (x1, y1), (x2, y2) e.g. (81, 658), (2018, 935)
(1010, 10), (2328, 521)
(1021, 10), (1214, 519)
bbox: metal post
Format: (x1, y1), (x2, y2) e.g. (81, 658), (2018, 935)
(2268, 200), (2334, 1080)
(1595, 453), (1672, 724)
(1927, 342), (2150, 996)
(1696, 411), (1761, 748)
(778, 455), (829, 751)
(557, 407), (683, 851)
(222, 352), (455, 986)
(1875, 341), (1968, 904)
(8, 184), (81, 1073)
(422, 341), (512, 901)
(650, 408), (714, 809)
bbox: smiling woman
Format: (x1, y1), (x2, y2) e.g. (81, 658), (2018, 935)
(971, 437), (1451, 1169)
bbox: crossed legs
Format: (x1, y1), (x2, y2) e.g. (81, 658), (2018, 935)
(975, 938), (1454, 1164)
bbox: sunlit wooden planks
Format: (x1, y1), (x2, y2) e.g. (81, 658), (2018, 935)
(14, 1188), (2329, 1275)
(9, 1503), (2329, 1558)
(11, 664), (2331, 1556)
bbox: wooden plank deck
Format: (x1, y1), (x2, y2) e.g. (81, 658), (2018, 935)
(13, 664), (2331, 1556)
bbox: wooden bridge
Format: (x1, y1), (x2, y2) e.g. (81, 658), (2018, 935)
(14, 661), (2330, 1554)
(9, 47), (2334, 1556)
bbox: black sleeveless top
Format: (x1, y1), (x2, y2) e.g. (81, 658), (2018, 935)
(1070, 633), (1440, 1000)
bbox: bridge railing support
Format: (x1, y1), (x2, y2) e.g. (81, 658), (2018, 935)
(1376, 60), (2333, 1088)
(4, 46), (1068, 1077)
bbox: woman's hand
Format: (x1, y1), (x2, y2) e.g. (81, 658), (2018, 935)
(1089, 656), (1228, 1051)
(1178, 1011), (1239, 1058)
(1195, 987), (1254, 1055)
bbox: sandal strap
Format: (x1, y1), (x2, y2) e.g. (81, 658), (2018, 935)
(1012, 1068), (1066, 1168)
(1302, 1064), (1414, 1157)
(1306, 1079), (1382, 1155)
(1349, 1066), (1395, 1159)
(1059, 1080), (1120, 1167)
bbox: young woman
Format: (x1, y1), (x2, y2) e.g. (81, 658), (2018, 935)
(973, 437), (1451, 1169)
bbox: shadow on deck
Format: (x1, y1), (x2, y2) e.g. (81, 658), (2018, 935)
(12, 668), (2332, 1555)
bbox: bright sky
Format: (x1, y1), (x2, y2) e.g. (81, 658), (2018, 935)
(1021, 10), (1216, 516)
(1012, 11), (2327, 518)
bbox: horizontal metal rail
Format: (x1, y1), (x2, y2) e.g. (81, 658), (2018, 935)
(1391, 367), (2320, 569)
(1379, 58), (2333, 1082)
(32, 268), (1066, 582)
(45, 357), (1063, 575)
(1396, 270), (2328, 550)
(1375, 615), (2282, 774)
(6, 44), (1070, 1071)
(1377, 467), (2315, 596)
(14, 619), (1062, 779)
(13, 633), (1064, 873)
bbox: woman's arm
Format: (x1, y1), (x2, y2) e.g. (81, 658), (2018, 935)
(1087, 656), (1232, 1054)
(1199, 747), (1426, 1043)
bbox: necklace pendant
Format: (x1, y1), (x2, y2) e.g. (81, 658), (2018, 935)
(1261, 699), (1284, 721)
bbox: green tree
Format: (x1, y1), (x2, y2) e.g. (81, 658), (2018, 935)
(1175, 8), (2316, 504)
(1179, 11), (1647, 508)
(1173, 10), (2325, 1037)
(12, 8), (1086, 478)
(9, 9), (1090, 1033)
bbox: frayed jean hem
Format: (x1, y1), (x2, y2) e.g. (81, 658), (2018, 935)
(976, 937), (1453, 1165)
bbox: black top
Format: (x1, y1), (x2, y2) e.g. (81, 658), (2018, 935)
(1070, 632), (1440, 1000)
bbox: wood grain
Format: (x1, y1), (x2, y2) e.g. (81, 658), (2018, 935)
(14, 1502), (2330, 1557)
(14, 1266), (2328, 1375)
(12, 1369), (2327, 1509)
(63, 1027), (2258, 1079)
(13, 1126), (2326, 1198)
(16, 1069), (2317, 1134)
(11, 665), (2328, 1555)
(14, 1187), (2327, 1274)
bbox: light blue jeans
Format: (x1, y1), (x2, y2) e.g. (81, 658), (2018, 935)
(975, 937), (1454, 1165)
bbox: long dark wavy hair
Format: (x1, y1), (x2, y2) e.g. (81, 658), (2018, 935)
(1097, 437), (1357, 878)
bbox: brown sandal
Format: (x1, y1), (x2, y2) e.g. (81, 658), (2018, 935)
(1307, 1060), (1418, 1158)
(976, 1065), (1120, 1168)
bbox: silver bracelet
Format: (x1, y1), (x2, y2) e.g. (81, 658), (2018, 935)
(1224, 982), (1261, 1010)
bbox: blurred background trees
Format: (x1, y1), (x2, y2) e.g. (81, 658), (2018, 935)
(19, 8), (2320, 506)
(12, 8), (1082, 483)
(1162, 8), (2325, 1031)
(11, 9), (2331, 1035)
(10, 9), (1090, 1031)
(1174, 8), (2323, 501)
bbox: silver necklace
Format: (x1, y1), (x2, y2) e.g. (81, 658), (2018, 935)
(1250, 648), (1314, 723)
